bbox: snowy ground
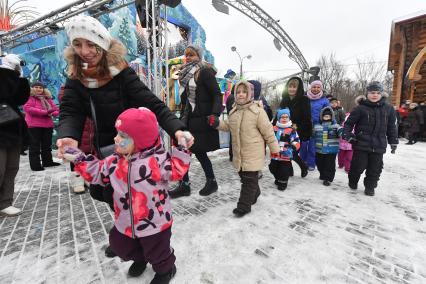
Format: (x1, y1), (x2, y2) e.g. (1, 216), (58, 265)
(0, 139), (425, 284)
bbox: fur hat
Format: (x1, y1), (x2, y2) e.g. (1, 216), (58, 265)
(277, 108), (291, 120)
(366, 81), (383, 93)
(115, 108), (160, 151)
(31, 81), (45, 88)
(65, 16), (112, 51)
(185, 45), (203, 60)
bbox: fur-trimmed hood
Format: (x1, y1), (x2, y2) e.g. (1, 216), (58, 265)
(233, 81), (254, 105)
(63, 39), (127, 78)
(30, 87), (52, 99)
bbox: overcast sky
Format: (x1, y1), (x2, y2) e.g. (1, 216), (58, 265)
(31, 0), (426, 81)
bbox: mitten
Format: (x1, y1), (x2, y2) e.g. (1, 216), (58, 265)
(207, 115), (220, 128)
(270, 152), (280, 159)
(390, 145), (397, 154)
(63, 147), (85, 163)
(178, 131), (193, 148)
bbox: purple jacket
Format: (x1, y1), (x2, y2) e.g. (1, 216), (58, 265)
(74, 144), (191, 238)
(23, 93), (59, 128)
(339, 113), (353, 151)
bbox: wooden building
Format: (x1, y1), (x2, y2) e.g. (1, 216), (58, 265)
(388, 11), (426, 106)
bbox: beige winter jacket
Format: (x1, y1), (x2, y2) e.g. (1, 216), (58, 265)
(218, 81), (279, 171)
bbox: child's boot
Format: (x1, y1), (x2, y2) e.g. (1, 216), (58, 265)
(128, 261), (147, 277)
(277, 181), (287, 191)
(232, 207), (250, 217)
(150, 264), (176, 284)
(168, 181), (191, 199)
(323, 180), (331, 186)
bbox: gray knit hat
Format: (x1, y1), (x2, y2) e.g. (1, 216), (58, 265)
(366, 81), (384, 93)
(185, 45), (204, 60)
(65, 16), (112, 50)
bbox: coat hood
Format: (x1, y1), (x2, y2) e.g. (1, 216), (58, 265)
(234, 81), (254, 105)
(319, 106), (336, 123)
(282, 76), (305, 98)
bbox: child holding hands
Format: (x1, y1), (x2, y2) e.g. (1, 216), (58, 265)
(64, 108), (192, 284)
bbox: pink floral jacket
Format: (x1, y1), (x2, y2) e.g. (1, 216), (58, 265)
(74, 143), (191, 238)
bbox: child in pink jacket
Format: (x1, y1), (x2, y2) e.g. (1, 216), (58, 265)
(338, 113), (353, 172)
(64, 108), (192, 284)
(23, 81), (60, 171)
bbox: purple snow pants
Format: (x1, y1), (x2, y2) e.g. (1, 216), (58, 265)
(109, 226), (176, 274)
(338, 150), (353, 172)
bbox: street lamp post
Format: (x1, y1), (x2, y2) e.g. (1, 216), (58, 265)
(231, 46), (252, 79)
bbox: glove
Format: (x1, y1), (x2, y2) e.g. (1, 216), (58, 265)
(270, 152), (280, 159)
(178, 131), (193, 148)
(390, 145), (397, 154)
(63, 147), (85, 163)
(207, 115), (220, 128)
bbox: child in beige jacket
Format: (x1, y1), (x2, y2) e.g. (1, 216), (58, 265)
(208, 81), (279, 217)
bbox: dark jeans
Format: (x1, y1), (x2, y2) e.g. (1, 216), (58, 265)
(182, 151), (215, 183)
(237, 171), (259, 212)
(28, 127), (54, 167)
(0, 146), (20, 210)
(316, 153), (337, 182)
(349, 150), (383, 189)
(109, 226), (175, 274)
(269, 159), (292, 183)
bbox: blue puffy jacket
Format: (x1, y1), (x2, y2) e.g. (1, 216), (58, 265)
(309, 96), (330, 125)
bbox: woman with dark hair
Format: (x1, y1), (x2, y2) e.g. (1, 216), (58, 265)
(168, 45), (222, 198)
(279, 77), (311, 177)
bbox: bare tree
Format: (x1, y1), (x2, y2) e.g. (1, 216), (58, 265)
(316, 53), (347, 98)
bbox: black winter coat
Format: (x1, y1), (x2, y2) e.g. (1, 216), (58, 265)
(181, 67), (222, 153)
(343, 97), (398, 154)
(0, 68), (30, 148)
(279, 77), (312, 141)
(405, 107), (424, 134)
(58, 67), (184, 148)
(332, 107), (345, 125)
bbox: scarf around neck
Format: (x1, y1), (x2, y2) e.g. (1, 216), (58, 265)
(34, 94), (52, 111)
(178, 61), (204, 112)
(276, 120), (292, 129)
(68, 60), (128, 89)
(306, 89), (323, 100)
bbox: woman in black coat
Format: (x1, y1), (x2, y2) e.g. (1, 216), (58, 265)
(0, 54), (30, 216)
(405, 103), (424, 144)
(57, 16), (193, 262)
(279, 77), (312, 177)
(169, 45), (222, 198)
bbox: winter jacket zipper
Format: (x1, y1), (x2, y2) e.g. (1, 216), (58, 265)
(126, 158), (136, 239)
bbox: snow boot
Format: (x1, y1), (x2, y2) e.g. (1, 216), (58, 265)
(233, 207), (250, 217)
(150, 265), (176, 284)
(323, 180), (331, 186)
(43, 161), (61, 167)
(105, 246), (116, 258)
(277, 182), (287, 191)
(199, 178), (218, 196)
(168, 181), (191, 199)
(128, 261), (147, 277)
(364, 188), (375, 196)
(348, 182), (358, 190)
(301, 168), (308, 178)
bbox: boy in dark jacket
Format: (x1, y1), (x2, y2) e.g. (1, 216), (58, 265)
(314, 107), (342, 186)
(329, 97), (345, 125)
(343, 81), (398, 196)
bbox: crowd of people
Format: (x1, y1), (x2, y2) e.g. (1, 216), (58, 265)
(0, 14), (418, 284)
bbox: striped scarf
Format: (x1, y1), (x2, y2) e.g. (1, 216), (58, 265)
(178, 61), (203, 112)
(34, 94), (52, 111)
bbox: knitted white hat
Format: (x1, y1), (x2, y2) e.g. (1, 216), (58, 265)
(65, 16), (112, 51)
(0, 54), (23, 71)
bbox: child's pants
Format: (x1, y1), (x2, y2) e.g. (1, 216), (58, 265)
(300, 137), (316, 168)
(338, 150), (353, 172)
(348, 150), (383, 189)
(269, 159), (293, 184)
(109, 226), (175, 274)
(237, 171), (260, 212)
(316, 153), (337, 182)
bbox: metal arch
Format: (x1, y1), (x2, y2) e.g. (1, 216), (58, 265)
(0, 0), (136, 51)
(214, 0), (309, 71)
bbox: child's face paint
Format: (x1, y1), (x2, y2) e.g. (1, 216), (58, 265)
(114, 131), (135, 155)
